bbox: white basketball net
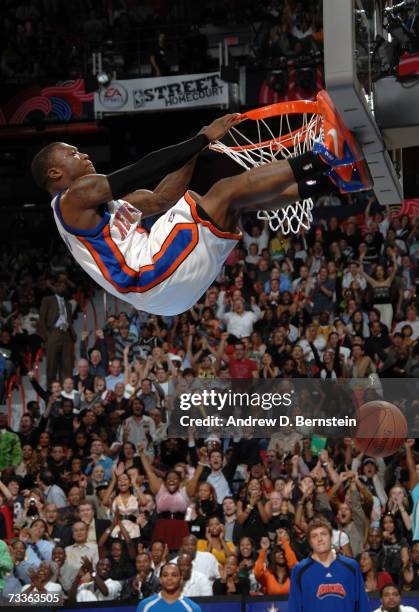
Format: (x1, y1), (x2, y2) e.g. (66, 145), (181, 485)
(210, 107), (323, 235)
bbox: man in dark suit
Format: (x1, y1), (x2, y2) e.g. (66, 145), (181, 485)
(78, 500), (110, 543)
(38, 279), (76, 386)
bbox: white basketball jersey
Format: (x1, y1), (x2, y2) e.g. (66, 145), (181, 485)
(51, 190), (240, 315)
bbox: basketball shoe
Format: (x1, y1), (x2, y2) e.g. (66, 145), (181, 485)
(313, 89), (365, 184)
(327, 159), (373, 193)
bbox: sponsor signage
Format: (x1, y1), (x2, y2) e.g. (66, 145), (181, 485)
(94, 72), (228, 114)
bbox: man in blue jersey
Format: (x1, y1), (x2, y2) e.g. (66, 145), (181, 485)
(137, 562), (201, 612)
(288, 517), (370, 612)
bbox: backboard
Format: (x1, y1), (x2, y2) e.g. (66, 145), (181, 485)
(323, 0), (403, 205)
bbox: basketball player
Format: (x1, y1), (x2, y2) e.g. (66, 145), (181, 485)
(288, 517), (370, 612)
(136, 563), (201, 612)
(32, 91), (371, 316)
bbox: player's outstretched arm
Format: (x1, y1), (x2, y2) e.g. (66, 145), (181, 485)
(124, 156), (198, 217)
(62, 114), (240, 212)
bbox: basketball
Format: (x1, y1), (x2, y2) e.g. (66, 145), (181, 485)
(354, 400), (408, 458)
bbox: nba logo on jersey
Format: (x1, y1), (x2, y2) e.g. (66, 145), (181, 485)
(168, 211), (176, 223)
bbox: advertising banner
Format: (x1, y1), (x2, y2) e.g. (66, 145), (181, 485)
(94, 72), (229, 115)
(0, 79), (94, 125)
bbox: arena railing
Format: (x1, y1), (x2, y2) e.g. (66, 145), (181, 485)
(82, 295), (98, 334)
(33, 348), (44, 402)
(7, 374), (26, 428)
(103, 291), (119, 320)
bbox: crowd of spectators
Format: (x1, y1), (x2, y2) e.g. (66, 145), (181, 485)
(0, 180), (418, 603)
(0, 0), (324, 84)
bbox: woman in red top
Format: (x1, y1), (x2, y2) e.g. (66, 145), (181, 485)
(254, 535), (298, 595)
(358, 550), (393, 592)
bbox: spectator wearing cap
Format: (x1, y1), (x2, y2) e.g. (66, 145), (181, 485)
(133, 326), (160, 357)
(352, 456), (387, 510)
(86, 481), (111, 521)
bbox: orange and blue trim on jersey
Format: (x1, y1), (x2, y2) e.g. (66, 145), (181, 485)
(78, 222), (198, 293)
(53, 191), (199, 293)
(185, 191), (242, 241)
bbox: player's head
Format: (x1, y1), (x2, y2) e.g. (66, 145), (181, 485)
(159, 562), (182, 594)
(307, 518), (333, 555)
(380, 584), (401, 612)
(31, 142), (96, 193)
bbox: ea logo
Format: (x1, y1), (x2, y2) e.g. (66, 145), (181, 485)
(99, 83), (128, 109)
